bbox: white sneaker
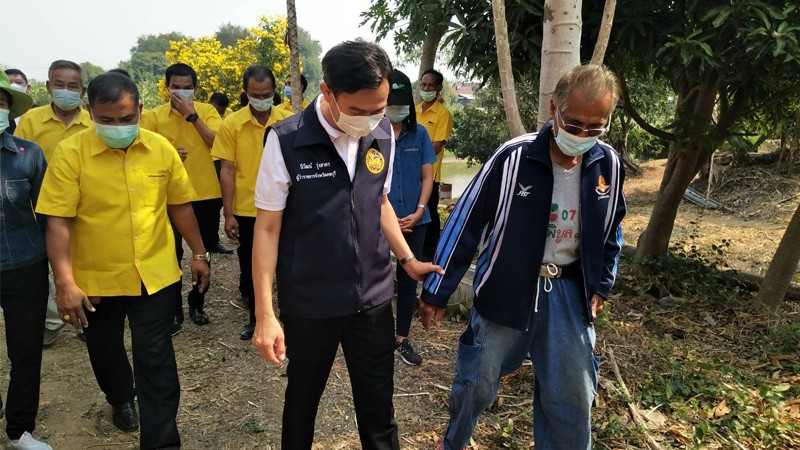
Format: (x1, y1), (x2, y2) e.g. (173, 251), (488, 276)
(8, 432), (53, 450)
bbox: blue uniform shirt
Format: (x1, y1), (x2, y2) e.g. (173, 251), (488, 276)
(388, 123), (437, 225)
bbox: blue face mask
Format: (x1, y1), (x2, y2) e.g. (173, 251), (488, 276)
(95, 123), (139, 149)
(384, 105), (410, 124)
(283, 86), (292, 98)
(170, 89), (194, 101)
(51, 88), (82, 111)
(0, 109), (9, 135)
(554, 126), (598, 157)
(248, 95), (274, 112)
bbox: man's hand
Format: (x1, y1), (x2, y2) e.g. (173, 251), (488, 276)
(224, 215), (240, 240)
(170, 92), (196, 117)
(419, 301), (444, 330)
(591, 294), (605, 319)
(401, 258), (443, 282)
(175, 146), (188, 162)
(191, 260), (211, 293)
(252, 315), (286, 365)
(56, 281), (94, 329)
(398, 211), (423, 233)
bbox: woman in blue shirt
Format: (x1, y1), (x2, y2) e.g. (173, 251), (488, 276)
(0, 72), (53, 450)
(385, 70), (437, 366)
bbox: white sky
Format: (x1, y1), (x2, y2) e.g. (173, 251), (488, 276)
(0, 0), (422, 82)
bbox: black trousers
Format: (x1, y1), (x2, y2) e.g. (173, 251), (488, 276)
(0, 258), (48, 440)
(192, 198), (223, 250)
(235, 215), (256, 323)
(172, 203), (213, 317)
(281, 301), (399, 450)
(83, 282), (181, 450)
(423, 181), (441, 259)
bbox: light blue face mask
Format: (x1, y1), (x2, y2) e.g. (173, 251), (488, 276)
(248, 95), (274, 112)
(170, 89), (194, 101)
(0, 109), (10, 135)
(51, 88), (82, 110)
(419, 90), (437, 102)
(554, 126), (598, 157)
(95, 123), (139, 149)
(384, 105), (410, 124)
(283, 86), (292, 98)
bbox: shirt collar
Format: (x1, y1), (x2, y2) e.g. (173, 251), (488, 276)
(1, 132), (20, 153)
(314, 95), (345, 140)
(44, 103), (91, 126)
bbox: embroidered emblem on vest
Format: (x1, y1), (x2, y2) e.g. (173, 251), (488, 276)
(366, 148), (385, 175)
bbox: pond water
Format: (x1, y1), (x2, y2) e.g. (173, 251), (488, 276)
(441, 159), (481, 198)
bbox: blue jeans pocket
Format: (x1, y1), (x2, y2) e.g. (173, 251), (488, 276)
(455, 327), (482, 384)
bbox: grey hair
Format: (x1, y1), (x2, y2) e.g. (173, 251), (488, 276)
(551, 64), (620, 113)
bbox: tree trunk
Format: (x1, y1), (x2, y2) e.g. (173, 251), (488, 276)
(590, 0), (617, 65)
(757, 201), (800, 309)
(492, 0), (527, 137)
(286, 0), (303, 114)
(537, 0), (583, 130)
(418, 23), (447, 80)
(634, 84), (717, 261)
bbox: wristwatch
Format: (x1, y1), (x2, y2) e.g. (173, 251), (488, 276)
(193, 252), (211, 262)
(185, 112), (199, 123)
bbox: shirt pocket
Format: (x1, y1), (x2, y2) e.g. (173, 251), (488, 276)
(139, 169), (169, 208)
(4, 179), (32, 207)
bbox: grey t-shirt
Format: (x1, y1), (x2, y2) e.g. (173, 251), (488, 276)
(542, 162), (581, 265)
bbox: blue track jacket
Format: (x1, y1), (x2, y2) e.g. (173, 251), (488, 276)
(421, 122), (626, 330)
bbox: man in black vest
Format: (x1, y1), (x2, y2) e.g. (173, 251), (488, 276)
(250, 40), (442, 450)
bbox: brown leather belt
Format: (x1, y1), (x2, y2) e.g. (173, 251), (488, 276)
(539, 262), (581, 279)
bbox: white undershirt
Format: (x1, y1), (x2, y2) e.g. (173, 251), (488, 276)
(254, 96), (395, 211)
(541, 162), (581, 265)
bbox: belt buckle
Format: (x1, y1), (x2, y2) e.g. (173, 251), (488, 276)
(541, 263), (561, 278)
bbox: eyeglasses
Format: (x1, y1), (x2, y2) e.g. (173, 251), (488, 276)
(556, 108), (609, 137)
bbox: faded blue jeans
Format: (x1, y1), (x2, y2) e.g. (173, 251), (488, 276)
(442, 276), (599, 450)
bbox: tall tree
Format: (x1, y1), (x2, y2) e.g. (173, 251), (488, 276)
(297, 27), (323, 98)
(757, 202), (800, 309)
(216, 23), (250, 48)
(537, 0), (582, 129)
(80, 62), (105, 84)
(286, 0), (303, 113)
(492, 0), (526, 137)
(590, 0), (616, 65)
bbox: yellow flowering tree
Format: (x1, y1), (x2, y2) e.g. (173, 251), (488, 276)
(159, 15), (296, 108)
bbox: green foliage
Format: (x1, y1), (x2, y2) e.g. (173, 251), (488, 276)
(449, 76), (538, 166)
(296, 27), (323, 99)
(360, 0), (455, 57)
(79, 62), (105, 85)
(215, 23), (249, 48)
(118, 32), (185, 83)
(28, 82), (51, 107)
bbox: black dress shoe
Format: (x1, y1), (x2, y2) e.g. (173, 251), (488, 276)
(189, 307), (210, 325)
(171, 318), (183, 335)
(209, 243), (235, 254)
(240, 322), (256, 340)
(112, 401), (139, 432)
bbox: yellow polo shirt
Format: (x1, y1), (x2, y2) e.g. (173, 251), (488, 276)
(140, 102), (222, 201)
(273, 98), (310, 116)
(14, 103), (92, 161)
(36, 128), (196, 297)
(210, 106), (292, 217)
(416, 100), (454, 182)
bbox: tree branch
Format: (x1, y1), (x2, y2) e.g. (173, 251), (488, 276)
(617, 70), (676, 142)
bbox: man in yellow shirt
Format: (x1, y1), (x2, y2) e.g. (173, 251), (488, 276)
(274, 74), (310, 116)
(14, 60), (93, 347)
(141, 63), (227, 329)
(209, 92), (232, 119)
(416, 69), (453, 260)
(36, 73), (210, 450)
(211, 65), (291, 340)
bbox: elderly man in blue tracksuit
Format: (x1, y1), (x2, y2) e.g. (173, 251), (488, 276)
(420, 64), (626, 450)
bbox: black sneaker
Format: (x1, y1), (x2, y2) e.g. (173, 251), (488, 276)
(395, 339), (423, 366)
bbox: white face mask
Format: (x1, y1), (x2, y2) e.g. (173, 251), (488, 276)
(331, 95), (383, 138)
(248, 95), (274, 112)
(169, 89), (194, 101)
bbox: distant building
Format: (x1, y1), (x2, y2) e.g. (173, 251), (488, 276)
(454, 83), (475, 106)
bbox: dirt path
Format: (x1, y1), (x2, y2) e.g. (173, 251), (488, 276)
(1, 158), (798, 449)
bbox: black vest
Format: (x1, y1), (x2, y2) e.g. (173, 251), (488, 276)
(270, 100), (394, 319)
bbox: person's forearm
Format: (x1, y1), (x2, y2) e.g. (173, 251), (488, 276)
(417, 164), (434, 210)
(380, 196), (413, 258)
(253, 209), (283, 320)
(167, 203), (206, 255)
(193, 119), (217, 149)
(220, 161), (236, 218)
(46, 216), (76, 287)
(432, 141), (445, 155)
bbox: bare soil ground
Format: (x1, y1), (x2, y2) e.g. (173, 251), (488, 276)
(1, 159), (799, 449)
